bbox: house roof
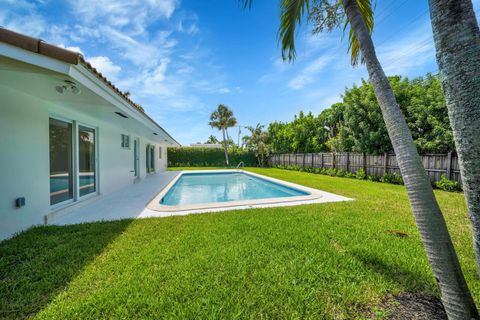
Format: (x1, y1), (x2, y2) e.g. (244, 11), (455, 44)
(0, 27), (180, 146)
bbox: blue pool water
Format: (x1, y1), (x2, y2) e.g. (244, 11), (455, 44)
(161, 172), (309, 206)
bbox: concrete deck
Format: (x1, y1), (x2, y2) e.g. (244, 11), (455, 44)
(49, 171), (180, 225)
(49, 170), (352, 226)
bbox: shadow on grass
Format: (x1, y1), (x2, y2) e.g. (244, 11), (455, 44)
(350, 249), (436, 293)
(0, 220), (132, 320)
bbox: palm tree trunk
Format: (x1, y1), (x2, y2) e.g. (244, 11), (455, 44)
(428, 0), (480, 276)
(222, 127), (230, 166)
(343, 0), (478, 317)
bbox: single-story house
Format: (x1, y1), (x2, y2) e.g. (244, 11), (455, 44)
(0, 28), (181, 240)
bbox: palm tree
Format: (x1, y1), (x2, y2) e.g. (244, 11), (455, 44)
(242, 0), (478, 316)
(209, 104), (237, 166)
(205, 135), (220, 144)
(428, 0), (480, 276)
(243, 123), (270, 166)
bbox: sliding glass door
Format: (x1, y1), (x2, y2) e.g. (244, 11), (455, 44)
(49, 118), (97, 205)
(78, 126), (96, 197)
(49, 119), (73, 205)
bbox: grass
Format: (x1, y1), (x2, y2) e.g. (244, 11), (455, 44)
(1, 167), (478, 319)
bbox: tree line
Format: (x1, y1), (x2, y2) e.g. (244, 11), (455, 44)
(268, 74), (454, 155)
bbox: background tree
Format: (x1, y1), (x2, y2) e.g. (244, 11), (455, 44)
(319, 102), (349, 151)
(242, 0), (477, 316)
(204, 135), (220, 144)
(341, 75), (452, 154)
(209, 104), (237, 166)
(243, 123), (271, 166)
(266, 74), (453, 155)
(429, 0), (480, 275)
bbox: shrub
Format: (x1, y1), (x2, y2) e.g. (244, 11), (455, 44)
(379, 173), (404, 185)
(355, 169), (366, 180)
(368, 175), (381, 182)
(335, 169), (345, 177)
(435, 175), (461, 192)
(168, 147), (257, 167)
(325, 168), (337, 176)
(344, 171), (355, 179)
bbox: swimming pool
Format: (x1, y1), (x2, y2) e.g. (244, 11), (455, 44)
(160, 172), (309, 206)
(146, 170), (335, 213)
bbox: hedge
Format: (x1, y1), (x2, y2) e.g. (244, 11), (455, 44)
(168, 147), (258, 167)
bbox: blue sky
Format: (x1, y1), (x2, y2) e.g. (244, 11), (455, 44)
(2, 0), (479, 145)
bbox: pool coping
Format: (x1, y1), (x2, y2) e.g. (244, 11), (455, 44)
(146, 169), (350, 212)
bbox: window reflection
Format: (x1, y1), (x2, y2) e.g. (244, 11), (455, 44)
(49, 119), (73, 205)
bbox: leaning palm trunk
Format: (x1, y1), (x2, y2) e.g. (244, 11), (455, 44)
(428, 0), (480, 277)
(343, 0), (478, 317)
(222, 127), (230, 166)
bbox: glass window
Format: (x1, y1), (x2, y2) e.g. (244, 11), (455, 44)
(121, 134), (130, 149)
(49, 119), (73, 205)
(159, 146), (162, 159)
(79, 126), (96, 197)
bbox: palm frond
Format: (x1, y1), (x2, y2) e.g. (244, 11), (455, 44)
(278, 0), (310, 62)
(344, 0), (374, 66)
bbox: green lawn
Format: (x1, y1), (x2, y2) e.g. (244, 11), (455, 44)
(1, 168), (478, 319)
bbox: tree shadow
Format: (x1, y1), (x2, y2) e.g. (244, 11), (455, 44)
(349, 249), (437, 293)
(0, 220), (132, 320)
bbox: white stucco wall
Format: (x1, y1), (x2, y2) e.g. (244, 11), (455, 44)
(0, 85), (169, 239)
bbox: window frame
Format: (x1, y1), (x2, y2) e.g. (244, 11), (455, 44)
(49, 115), (99, 210)
(121, 134), (131, 149)
(49, 116), (75, 208)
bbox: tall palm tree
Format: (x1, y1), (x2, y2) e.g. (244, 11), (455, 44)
(428, 0), (480, 276)
(209, 104), (237, 166)
(242, 0), (478, 316)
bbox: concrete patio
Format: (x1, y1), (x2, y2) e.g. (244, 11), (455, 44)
(49, 171), (180, 226)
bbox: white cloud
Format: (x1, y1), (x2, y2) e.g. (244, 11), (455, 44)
(218, 88), (230, 93)
(178, 20), (199, 35)
(288, 55), (334, 89)
(0, 12), (46, 37)
(88, 56), (122, 80)
(177, 65), (195, 74)
(101, 27), (176, 68)
(141, 59), (170, 94)
(69, 0), (179, 35)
